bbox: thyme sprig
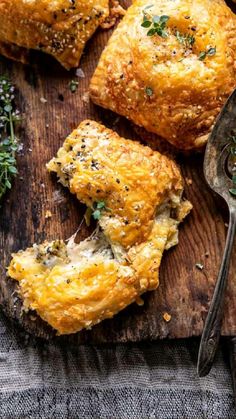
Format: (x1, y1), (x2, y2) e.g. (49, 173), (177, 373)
(229, 135), (236, 197)
(0, 77), (20, 201)
(141, 13), (169, 38)
(175, 30), (195, 48)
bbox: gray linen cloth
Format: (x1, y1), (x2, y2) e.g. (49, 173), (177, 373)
(0, 311), (235, 419)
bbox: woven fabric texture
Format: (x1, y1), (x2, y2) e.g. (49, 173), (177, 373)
(0, 312), (235, 419)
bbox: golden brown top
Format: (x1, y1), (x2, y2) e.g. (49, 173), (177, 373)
(90, 0), (236, 150)
(47, 119), (183, 249)
(0, 0), (109, 68)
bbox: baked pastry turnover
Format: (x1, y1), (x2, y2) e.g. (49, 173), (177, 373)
(0, 0), (109, 69)
(90, 0), (236, 150)
(8, 120), (191, 335)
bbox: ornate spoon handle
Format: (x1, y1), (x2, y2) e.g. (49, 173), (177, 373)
(197, 207), (236, 377)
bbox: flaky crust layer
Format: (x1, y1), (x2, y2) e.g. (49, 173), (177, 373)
(8, 120), (191, 335)
(0, 0), (109, 69)
(47, 120), (184, 248)
(90, 0), (236, 150)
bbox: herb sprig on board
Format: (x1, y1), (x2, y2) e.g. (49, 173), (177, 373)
(0, 77), (20, 201)
(229, 135), (236, 197)
(141, 13), (169, 38)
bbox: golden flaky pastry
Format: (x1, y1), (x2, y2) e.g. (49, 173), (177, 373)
(0, 0), (109, 69)
(90, 0), (236, 150)
(8, 120), (192, 335)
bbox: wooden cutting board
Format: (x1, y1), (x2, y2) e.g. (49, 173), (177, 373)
(0, 0), (236, 344)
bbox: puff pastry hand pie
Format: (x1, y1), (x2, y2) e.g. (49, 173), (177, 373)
(0, 0), (109, 69)
(90, 0), (236, 150)
(8, 120), (191, 335)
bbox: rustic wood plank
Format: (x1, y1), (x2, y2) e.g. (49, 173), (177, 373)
(0, 0), (236, 343)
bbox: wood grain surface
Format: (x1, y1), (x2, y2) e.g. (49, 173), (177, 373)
(0, 0), (236, 344)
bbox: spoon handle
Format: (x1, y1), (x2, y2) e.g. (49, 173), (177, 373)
(197, 207), (236, 377)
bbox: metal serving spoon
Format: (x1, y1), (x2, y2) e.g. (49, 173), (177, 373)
(197, 89), (236, 377)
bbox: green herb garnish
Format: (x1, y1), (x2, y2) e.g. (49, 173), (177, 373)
(69, 80), (79, 93)
(175, 30), (195, 48)
(145, 86), (153, 96)
(84, 201), (111, 222)
(0, 77), (20, 201)
(198, 47), (216, 61)
(92, 201), (107, 220)
(229, 135), (236, 197)
(141, 13), (169, 38)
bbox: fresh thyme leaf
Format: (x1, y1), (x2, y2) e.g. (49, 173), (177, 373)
(69, 80), (79, 93)
(198, 47), (216, 61)
(153, 15), (160, 24)
(159, 15), (169, 24)
(141, 20), (152, 27)
(145, 86), (153, 96)
(0, 76), (20, 202)
(207, 47), (216, 56)
(147, 28), (156, 36)
(141, 12), (169, 38)
(229, 188), (236, 196)
(92, 200), (111, 220)
(96, 201), (106, 209)
(143, 4), (154, 10)
(92, 209), (102, 220)
(198, 51), (206, 61)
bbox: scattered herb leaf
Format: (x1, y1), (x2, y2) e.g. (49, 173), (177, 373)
(198, 47), (216, 61)
(0, 76), (20, 201)
(69, 80), (79, 93)
(198, 51), (206, 61)
(143, 4), (154, 10)
(207, 47), (216, 56)
(145, 86), (153, 96)
(92, 201), (111, 220)
(229, 188), (236, 196)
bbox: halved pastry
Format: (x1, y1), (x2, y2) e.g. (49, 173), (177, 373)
(8, 120), (191, 335)
(0, 0), (109, 69)
(90, 0), (236, 150)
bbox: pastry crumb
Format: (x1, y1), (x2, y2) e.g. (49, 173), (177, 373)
(136, 296), (144, 306)
(82, 91), (90, 104)
(40, 97), (47, 104)
(186, 178), (192, 185)
(45, 210), (52, 219)
(163, 312), (171, 322)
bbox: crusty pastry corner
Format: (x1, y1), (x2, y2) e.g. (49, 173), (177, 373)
(90, 0), (236, 150)
(0, 0), (109, 69)
(8, 120), (191, 335)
